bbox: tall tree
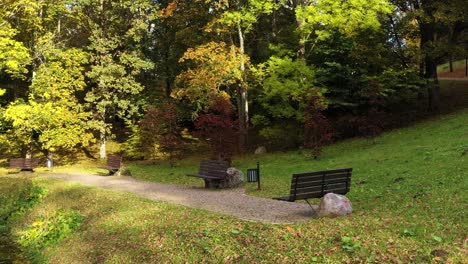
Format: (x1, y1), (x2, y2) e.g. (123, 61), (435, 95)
(174, 41), (245, 111)
(392, 0), (468, 111)
(0, 23), (30, 82)
(76, 0), (155, 159)
(146, 0), (214, 98)
(4, 35), (94, 160)
(290, 0), (392, 61)
(1, 0), (85, 158)
(208, 0), (279, 151)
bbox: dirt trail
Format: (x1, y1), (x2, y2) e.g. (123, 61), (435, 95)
(42, 173), (316, 224)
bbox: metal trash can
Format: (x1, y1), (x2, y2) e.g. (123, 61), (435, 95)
(246, 162), (260, 190)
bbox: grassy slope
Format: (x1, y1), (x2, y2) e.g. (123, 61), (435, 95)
(3, 110), (466, 263)
(438, 59), (466, 73)
(438, 60), (467, 78)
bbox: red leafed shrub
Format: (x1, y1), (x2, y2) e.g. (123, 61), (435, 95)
(194, 96), (238, 161)
(304, 96), (334, 159)
(140, 101), (183, 163)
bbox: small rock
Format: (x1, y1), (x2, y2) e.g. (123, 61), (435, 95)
(430, 249), (448, 257)
(254, 146), (267, 155)
(318, 193), (352, 217)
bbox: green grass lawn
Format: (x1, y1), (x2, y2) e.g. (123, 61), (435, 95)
(1, 109), (466, 263)
(437, 59), (466, 73)
(127, 110), (467, 203)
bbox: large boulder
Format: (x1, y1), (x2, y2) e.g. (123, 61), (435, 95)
(317, 193), (352, 217)
(220, 167), (244, 188)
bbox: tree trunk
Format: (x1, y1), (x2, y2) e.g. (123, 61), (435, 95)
(294, 1), (307, 61)
(425, 57), (440, 112)
(449, 55), (453, 72)
(164, 47), (172, 97)
(237, 23), (247, 152)
(466, 57), (468, 77)
(297, 20), (306, 61)
(100, 128), (106, 159)
(271, 1), (278, 44)
(46, 151), (53, 168)
(419, 17), (440, 111)
(99, 110), (107, 159)
(417, 60), (425, 99)
(25, 143), (33, 159)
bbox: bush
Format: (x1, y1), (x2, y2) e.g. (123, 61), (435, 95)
(258, 123), (303, 150)
(121, 122), (145, 160)
(138, 102), (185, 164)
(17, 209), (82, 252)
(304, 96), (334, 158)
(193, 95), (238, 160)
(0, 178), (47, 226)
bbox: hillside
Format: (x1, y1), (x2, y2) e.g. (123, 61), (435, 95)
(1, 109), (466, 263)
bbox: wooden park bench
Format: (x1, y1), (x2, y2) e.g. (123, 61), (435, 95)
(186, 160), (230, 188)
(9, 158), (39, 172)
(99, 155), (123, 175)
(273, 168), (352, 207)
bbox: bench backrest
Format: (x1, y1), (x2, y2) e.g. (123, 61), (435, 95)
(10, 158), (39, 169)
(107, 155), (123, 168)
(199, 160), (230, 179)
(290, 168), (352, 200)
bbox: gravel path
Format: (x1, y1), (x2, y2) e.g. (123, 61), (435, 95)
(42, 173), (316, 224)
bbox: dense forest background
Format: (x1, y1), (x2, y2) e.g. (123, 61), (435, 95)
(0, 0), (467, 162)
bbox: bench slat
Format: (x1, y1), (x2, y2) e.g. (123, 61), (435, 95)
(293, 168), (352, 177)
(187, 173), (222, 180)
(187, 160), (230, 187)
(293, 189), (348, 200)
(292, 178), (351, 189)
(199, 169), (228, 177)
(292, 171), (351, 184)
(290, 183), (349, 196)
(274, 168), (352, 202)
(100, 155), (122, 174)
(9, 158), (39, 170)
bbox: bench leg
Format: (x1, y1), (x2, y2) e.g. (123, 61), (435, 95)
(104, 169), (118, 176)
(204, 179), (210, 188)
(204, 179), (221, 188)
(305, 199), (314, 210)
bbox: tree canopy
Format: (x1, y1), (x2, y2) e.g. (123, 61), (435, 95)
(0, 0), (466, 159)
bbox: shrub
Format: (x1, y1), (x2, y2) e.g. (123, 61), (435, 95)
(257, 123), (303, 150)
(139, 101), (184, 164)
(17, 209), (82, 255)
(0, 179), (47, 225)
(121, 122), (145, 160)
(304, 96), (334, 158)
(193, 95), (238, 160)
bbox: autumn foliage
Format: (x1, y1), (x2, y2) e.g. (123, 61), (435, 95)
(140, 102), (183, 163)
(193, 96), (238, 161)
(304, 96), (334, 159)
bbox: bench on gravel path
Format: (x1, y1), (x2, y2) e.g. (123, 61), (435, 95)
(273, 168), (352, 207)
(99, 155), (123, 175)
(9, 158), (39, 172)
(186, 160), (230, 188)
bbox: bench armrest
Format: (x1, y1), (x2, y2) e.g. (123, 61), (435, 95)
(186, 173), (222, 180)
(272, 196), (295, 202)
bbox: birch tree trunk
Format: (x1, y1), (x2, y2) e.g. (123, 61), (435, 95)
(99, 109), (107, 159)
(237, 23), (248, 152)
